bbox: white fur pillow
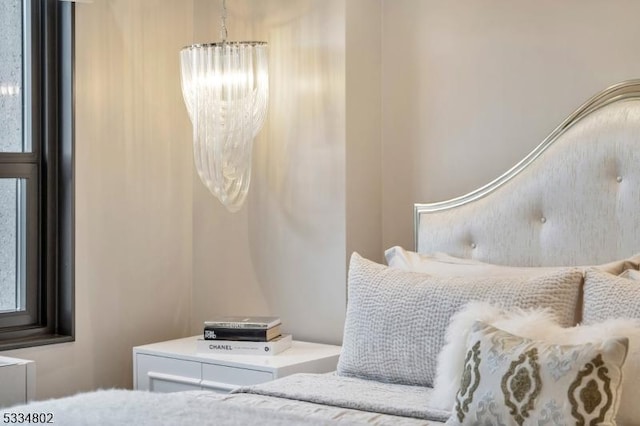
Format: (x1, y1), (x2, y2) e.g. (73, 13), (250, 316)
(430, 301), (640, 425)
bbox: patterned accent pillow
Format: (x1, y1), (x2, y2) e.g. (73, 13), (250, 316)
(337, 253), (583, 387)
(583, 269), (640, 324)
(431, 302), (560, 411)
(445, 322), (628, 426)
(432, 302), (640, 425)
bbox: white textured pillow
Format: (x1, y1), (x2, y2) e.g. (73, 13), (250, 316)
(432, 301), (640, 425)
(337, 253), (582, 387)
(583, 269), (640, 324)
(385, 245), (640, 277)
(445, 321), (628, 426)
(619, 268), (640, 280)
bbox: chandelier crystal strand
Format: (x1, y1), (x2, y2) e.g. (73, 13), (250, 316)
(180, 38), (268, 211)
(220, 0), (228, 42)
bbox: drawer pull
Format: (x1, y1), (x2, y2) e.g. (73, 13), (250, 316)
(200, 380), (238, 392)
(147, 371), (201, 387)
(147, 372), (237, 393)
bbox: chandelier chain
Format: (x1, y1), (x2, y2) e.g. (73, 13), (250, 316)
(220, 0), (228, 42)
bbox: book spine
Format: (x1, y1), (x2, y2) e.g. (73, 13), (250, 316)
(196, 335), (292, 356)
(203, 322), (273, 329)
(203, 328), (269, 341)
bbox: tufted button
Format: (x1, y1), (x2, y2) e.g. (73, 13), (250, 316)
(540, 217), (547, 224)
(616, 176), (623, 183)
(470, 243), (477, 249)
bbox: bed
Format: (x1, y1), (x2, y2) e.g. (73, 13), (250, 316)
(4, 80), (640, 425)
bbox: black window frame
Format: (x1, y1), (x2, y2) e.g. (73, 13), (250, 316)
(0, 0), (74, 350)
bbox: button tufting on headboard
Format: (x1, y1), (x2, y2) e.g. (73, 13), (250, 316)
(414, 80), (640, 267)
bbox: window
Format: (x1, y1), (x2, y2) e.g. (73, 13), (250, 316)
(0, 0), (74, 350)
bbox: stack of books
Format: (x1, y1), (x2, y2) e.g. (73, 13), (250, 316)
(196, 316), (292, 356)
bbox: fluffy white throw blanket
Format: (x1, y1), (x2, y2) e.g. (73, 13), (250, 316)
(1, 389), (338, 426)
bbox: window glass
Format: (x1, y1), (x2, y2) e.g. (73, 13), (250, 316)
(0, 0), (74, 350)
(0, 0), (24, 153)
(0, 178), (25, 313)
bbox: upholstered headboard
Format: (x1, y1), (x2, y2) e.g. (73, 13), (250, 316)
(415, 80), (640, 267)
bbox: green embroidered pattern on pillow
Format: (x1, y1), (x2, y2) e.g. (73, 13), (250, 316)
(567, 354), (614, 425)
(447, 322), (628, 426)
(501, 348), (542, 425)
(454, 341), (481, 422)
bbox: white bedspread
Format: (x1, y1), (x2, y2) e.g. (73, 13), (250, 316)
(233, 373), (450, 422)
(0, 374), (450, 425)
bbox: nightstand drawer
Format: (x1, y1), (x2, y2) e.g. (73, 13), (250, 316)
(201, 363), (273, 392)
(137, 354), (201, 392)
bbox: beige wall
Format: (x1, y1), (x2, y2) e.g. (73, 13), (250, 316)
(190, 0), (348, 345)
(4, 0), (194, 399)
(382, 0), (640, 250)
(346, 0), (382, 265)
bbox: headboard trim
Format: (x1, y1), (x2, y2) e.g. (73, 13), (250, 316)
(414, 79), (640, 250)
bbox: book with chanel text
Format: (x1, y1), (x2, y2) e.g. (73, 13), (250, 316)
(196, 334), (292, 356)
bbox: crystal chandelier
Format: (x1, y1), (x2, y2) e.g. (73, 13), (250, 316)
(180, 0), (269, 212)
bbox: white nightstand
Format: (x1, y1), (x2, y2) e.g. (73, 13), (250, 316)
(133, 336), (341, 393)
